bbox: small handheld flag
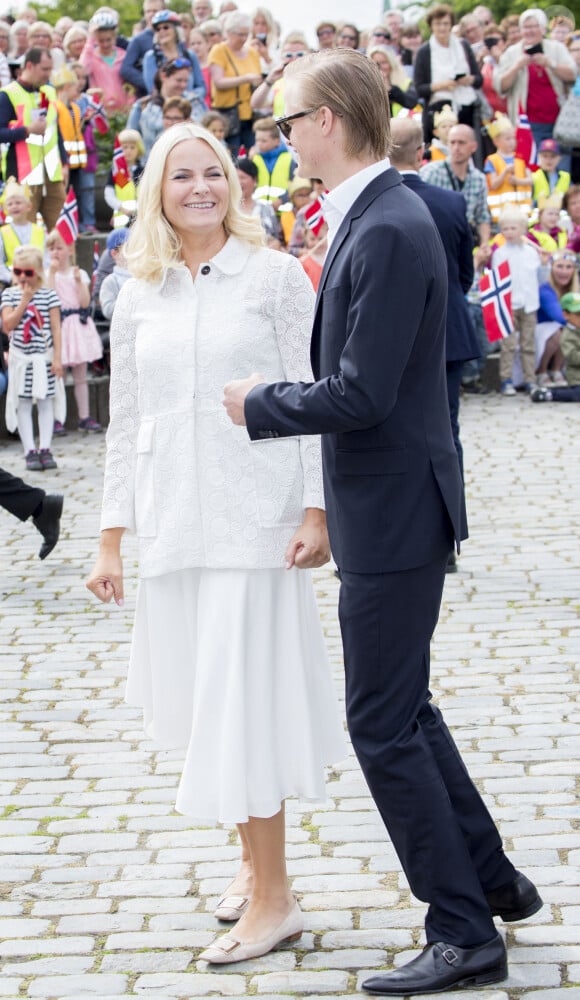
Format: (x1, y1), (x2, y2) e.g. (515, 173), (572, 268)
(112, 138), (130, 189)
(304, 194), (326, 237)
(55, 188), (79, 245)
(479, 260), (514, 343)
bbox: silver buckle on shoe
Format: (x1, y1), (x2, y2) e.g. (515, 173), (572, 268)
(442, 948), (459, 966)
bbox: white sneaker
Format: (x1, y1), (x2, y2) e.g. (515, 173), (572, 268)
(500, 379), (516, 396)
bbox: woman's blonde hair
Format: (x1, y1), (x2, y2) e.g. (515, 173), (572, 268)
(126, 123), (264, 283)
(549, 251), (580, 296)
(12, 245), (44, 287)
(367, 45), (408, 89)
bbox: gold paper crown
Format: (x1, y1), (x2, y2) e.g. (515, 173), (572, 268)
(487, 114), (514, 140)
(433, 105), (457, 129)
(537, 191), (563, 212)
(0, 177), (31, 204)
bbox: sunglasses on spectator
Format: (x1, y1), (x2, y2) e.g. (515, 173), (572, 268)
(372, 30), (392, 39)
(282, 50), (306, 59)
(317, 28), (334, 36)
(339, 33), (357, 41)
(154, 23), (173, 30)
(13, 267), (36, 278)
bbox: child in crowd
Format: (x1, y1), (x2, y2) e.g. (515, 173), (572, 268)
(300, 220), (328, 292)
(531, 293), (580, 402)
(99, 228), (131, 320)
(70, 62), (104, 233)
(250, 116), (294, 204)
(528, 193), (568, 254)
(427, 105), (457, 162)
(201, 111), (228, 146)
(46, 230), (103, 435)
(288, 179), (326, 257)
(0, 180), (47, 288)
(484, 115), (532, 226)
(1, 245), (63, 471)
(492, 207), (546, 395)
(104, 129), (145, 229)
(279, 176), (312, 246)
(52, 66), (89, 228)
(532, 139), (571, 205)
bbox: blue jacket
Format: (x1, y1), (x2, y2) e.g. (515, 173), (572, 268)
(401, 172), (480, 363)
(121, 29), (154, 97)
(142, 45), (205, 101)
(245, 168), (467, 573)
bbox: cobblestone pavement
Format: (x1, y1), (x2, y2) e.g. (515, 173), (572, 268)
(0, 391), (579, 1000)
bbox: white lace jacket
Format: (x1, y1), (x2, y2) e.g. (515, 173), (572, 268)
(100, 236), (324, 578)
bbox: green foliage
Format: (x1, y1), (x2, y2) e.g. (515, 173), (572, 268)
(23, 0), (193, 35)
(450, 0), (568, 20)
(95, 110), (130, 174)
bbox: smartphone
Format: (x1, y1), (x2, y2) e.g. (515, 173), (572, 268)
(525, 42), (543, 55)
(483, 36), (500, 49)
(256, 33), (267, 43)
(454, 72), (466, 80)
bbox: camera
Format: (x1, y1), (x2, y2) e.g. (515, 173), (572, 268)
(256, 33), (267, 43)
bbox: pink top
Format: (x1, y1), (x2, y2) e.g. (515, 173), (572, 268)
(80, 41), (134, 113)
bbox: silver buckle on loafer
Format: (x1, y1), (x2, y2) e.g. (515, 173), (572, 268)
(442, 948), (459, 965)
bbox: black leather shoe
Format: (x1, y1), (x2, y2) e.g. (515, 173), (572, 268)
(33, 494), (64, 560)
(362, 934), (507, 995)
(485, 871), (543, 922)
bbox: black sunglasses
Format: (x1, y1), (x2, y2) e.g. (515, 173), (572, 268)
(275, 107), (318, 140)
(14, 267), (36, 277)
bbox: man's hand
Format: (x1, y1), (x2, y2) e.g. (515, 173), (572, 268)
(285, 508), (330, 569)
(223, 373), (264, 425)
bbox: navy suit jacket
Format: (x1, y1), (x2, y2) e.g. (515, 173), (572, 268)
(401, 172), (480, 363)
(245, 167), (467, 574)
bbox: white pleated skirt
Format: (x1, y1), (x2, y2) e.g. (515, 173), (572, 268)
(126, 567), (347, 824)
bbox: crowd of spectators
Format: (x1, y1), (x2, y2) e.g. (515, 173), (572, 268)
(1, 0), (580, 465)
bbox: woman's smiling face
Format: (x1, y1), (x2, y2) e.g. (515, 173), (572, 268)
(161, 138), (229, 240)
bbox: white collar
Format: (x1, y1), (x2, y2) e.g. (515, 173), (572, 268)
(324, 158), (390, 247)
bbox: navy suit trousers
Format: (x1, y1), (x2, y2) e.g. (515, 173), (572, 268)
(338, 554), (516, 946)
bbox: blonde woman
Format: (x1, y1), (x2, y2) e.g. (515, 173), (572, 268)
(367, 45), (419, 116)
(1, 245), (63, 471)
(87, 123), (345, 964)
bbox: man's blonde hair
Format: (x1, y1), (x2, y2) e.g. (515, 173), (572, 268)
(284, 49), (391, 161)
(125, 123), (264, 284)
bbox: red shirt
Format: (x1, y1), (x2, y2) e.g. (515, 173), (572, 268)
(526, 64), (560, 123)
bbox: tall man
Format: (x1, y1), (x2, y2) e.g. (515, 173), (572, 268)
(0, 48), (67, 231)
(224, 50), (541, 996)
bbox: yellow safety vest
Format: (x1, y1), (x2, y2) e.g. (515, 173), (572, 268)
(532, 169), (571, 206)
(1, 81), (63, 185)
(486, 153), (532, 223)
(0, 222), (45, 265)
(527, 226), (568, 254)
(113, 178), (137, 228)
(253, 151), (293, 203)
(56, 99), (87, 170)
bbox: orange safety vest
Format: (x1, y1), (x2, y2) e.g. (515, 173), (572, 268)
(55, 99), (87, 170)
(486, 153), (532, 224)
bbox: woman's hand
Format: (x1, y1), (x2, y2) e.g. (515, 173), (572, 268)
(51, 359), (63, 378)
(285, 508), (331, 569)
(73, 266), (82, 284)
(86, 550), (125, 606)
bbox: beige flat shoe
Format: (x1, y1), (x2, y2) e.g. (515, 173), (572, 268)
(213, 893), (250, 922)
(200, 899), (303, 964)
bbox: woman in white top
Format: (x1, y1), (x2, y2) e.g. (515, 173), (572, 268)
(87, 123), (345, 965)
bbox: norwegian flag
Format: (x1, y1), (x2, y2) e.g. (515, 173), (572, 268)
(479, 260), (514, 343)
(112, 138), (130, 189)
(39, 89), (50, 115)
(304, 194), (326, 237)
(85, 93), (109, 135)
(22, 304), (44, 344)
(515, 111), (538, 171)
(56, 187), (79, 245)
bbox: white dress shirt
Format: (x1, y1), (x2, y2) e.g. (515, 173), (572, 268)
(324, 158), (391, 248)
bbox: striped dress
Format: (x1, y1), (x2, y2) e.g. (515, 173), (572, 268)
(1, 286), (60, 397)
